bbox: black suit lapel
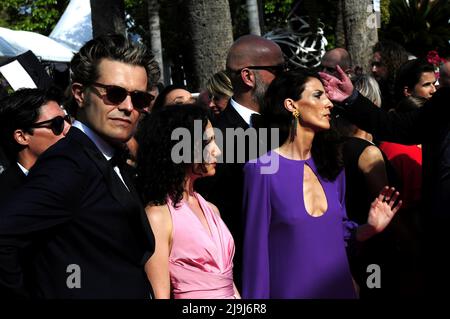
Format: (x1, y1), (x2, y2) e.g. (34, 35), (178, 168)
(72, 129), (155, 253)
(68, 127), (137, 212)
(12, 163), (27, 184)
(84, 146), (136, 209)
(223, 102), (249, 130)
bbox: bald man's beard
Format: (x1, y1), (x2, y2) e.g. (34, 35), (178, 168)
(253, 72), (269, 109)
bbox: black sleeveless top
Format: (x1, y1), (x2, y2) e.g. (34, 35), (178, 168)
(343, 137), (399, 225)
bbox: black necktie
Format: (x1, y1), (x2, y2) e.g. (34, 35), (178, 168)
(108, 148), (128, 169)
(250, 113), (263, 128)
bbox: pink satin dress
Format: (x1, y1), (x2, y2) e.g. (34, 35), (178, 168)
(167, 192), (236, 299)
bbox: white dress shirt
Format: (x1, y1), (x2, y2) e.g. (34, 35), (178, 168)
(72, 120), (129, 191)
(230, 98), (260, 127)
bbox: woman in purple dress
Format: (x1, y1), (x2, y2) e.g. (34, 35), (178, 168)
(242, 69), (402, 299)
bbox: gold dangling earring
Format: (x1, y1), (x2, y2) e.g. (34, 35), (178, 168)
(290, 109), (300, 142)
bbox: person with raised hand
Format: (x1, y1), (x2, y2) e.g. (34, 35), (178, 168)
(320, 64), (450, 296)
(242, 68), (402, 299)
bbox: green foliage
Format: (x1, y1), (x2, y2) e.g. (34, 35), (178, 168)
(124, 0), (148, 39)
(381, 0), (450, 57)
(380, 0), (391, 26)
(263, 0), (295, 32)
(0, 0), (68, 34)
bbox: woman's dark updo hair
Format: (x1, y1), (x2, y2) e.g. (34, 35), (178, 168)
(136, 104), (210, 207)
(261, 68), (343, 181)
(151, 84), (189, 112)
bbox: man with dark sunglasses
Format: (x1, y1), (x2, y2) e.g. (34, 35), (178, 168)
(0, 34), (159, 299)
(196, 34), (285, 291)
(0, 88), (70, 202)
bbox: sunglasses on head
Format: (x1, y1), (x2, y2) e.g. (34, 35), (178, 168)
(91, 82), (155, 111)
(30, 115), (71, 136)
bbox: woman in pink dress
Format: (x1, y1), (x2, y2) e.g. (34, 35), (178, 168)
(136, 104), (240, 299)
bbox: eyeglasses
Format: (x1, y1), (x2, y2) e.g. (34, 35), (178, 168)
(30, 115), (71, 136)
(236, 63), (289, 75)
(91, 82), (155, 111)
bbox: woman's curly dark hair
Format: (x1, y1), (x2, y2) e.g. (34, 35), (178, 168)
(261, 68), (343, 181)
(136, 104), (210, 207)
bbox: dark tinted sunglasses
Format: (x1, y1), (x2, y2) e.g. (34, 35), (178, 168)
(92, 82), (155, 111)
(237, 63), (289, 75)
(30, 115), (71, 136)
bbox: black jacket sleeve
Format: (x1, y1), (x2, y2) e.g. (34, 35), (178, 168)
(0, 153), (84, 297)
(340, 87), (450, 145)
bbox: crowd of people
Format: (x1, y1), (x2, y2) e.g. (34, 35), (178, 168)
(0, 31), (449, 299)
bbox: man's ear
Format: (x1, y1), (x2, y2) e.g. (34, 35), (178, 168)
(13, 129), (30, 146)
(403, 86), (412, 97)
(240, 69), (256, 88)
(72, 83), (85, 108)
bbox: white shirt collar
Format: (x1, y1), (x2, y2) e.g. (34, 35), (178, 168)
(17, 162), (29, 176)
(72, 120), (115, 160)
(230, 98), (260, 126)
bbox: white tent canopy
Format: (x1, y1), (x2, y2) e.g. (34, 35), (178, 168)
(0, 27), (74, 62)
(0, 36), (18, 57)
(0, 0), (93, 63)
(49, 0), (92, 52)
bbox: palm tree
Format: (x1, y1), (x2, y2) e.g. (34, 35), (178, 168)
(247, 0), (261, 35)
(382, 0), (450, 57)
(342, 0), (378, 72)
(90, 0), (126, 37)
(184, 0), (233, 91)
(147, 0), (164, 83)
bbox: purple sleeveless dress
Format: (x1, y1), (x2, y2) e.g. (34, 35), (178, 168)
(242, 151), (357, 299)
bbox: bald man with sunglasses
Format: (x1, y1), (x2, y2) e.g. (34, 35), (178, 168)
(0, 88), (70, 201)
(196, 35), (286, 291)
(0, 34), (159, 298)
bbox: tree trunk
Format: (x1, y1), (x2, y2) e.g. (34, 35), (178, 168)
(90, 0), (126, 38)
(343, 0), (378, 73)
(246, 0), (261, 35)
(147, 0), (164, 84)
(184, 0), (233, 91)
(335, 0), (346, 48)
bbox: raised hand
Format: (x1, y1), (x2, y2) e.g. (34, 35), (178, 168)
(319, 65), (354, 102)
(367, 186), (402, 234)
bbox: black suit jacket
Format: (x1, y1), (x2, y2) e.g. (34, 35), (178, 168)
(0, 127), (155, 298)
(341, 88), (450, 225)
(0, 163), (26, 203)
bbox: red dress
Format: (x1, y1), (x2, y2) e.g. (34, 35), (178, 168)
(379, 142), (422, 208)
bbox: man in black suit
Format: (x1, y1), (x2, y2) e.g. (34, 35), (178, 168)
(197, 35), (285, 290)
(321, 65), (450, 296)
(0, 147), (8, 175)
(0, 34), (159, 298)
(0, 88), (70, 202)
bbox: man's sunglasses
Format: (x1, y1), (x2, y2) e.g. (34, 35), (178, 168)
(30, 115), (71, 136)
(92, 82), (155, 111)
(236, 63), (289, 75)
